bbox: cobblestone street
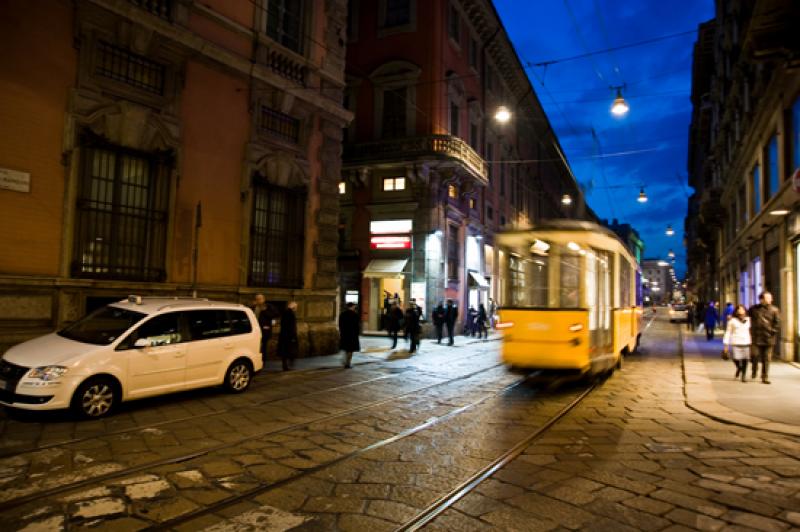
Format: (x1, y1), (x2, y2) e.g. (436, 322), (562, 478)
(1, 316), (800, 531)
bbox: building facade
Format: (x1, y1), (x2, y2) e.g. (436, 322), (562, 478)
(0, 0), (351, 355)
(685, 0), (800, 359)
(338, 0), (587, 332)
(642, 259), (676, 306)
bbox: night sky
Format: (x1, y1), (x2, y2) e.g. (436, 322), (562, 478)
(494, 0), (715, 278)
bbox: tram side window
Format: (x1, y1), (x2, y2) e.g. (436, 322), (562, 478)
(560, 254), (581, 308)
(619, 258), (631, 307)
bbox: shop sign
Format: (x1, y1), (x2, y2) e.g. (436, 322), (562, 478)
(370, 236), (411, 249)
(0, 167), (30, 193)
(370, 219), (412, 234)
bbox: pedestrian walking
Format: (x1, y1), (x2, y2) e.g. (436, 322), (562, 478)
(277, 301), (298, 371)
(465, 306), (477, 336)
(749, 291), (780, 384)
(488, 298), (497, 329)
(686, 302), (695, 331)
(338, 302), (360, 369)
(722, 304), (751, 382)
(432, 302), (445, 344)
(704, 302), (719, 341)
(404, 304), (420, 354)
(444, 299), (458, 346)
(722, 302), (734, 331)
(476, 303), (488, 339)
(387, 303), (404, 349)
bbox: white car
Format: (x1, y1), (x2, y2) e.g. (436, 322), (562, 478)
(0, 297), (262, 418)
(669, 304), (689, 323)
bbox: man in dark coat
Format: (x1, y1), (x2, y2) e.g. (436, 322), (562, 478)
(444, 299), (458, 346)
(476, 303), (488, 339)
(404, 304), (420, 354)
(338, 303), (360, 369)
(277, 301), (298, 371)
(432, 302), (446, 344)
(749, 291), (780, 384)
(387, 303), (403, 349)
(686, 302), (695, 332)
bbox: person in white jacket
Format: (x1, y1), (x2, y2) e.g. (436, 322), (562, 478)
(722, 304), (751, 382)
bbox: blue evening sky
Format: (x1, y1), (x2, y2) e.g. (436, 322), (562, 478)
(494, 0), (715, 278)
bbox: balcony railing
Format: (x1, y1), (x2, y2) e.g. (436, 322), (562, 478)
(264, 47), (307, 86)
(344, 135), (488, 183)
(128, 0), (172, 20)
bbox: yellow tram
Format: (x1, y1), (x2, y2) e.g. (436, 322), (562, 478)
(496, 220), (643, 376)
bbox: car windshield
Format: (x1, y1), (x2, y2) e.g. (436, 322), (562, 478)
(58, 306), (147, 345)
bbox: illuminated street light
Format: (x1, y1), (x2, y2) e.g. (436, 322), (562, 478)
(668, 249), (675, 258)
(666, 225), (675, 236)
(494, 106), (511, 124)
(561, 194), (573, 206)
(637, 188), (648, 203)
(610, 87), (629, 117)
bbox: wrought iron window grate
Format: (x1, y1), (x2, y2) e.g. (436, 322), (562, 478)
(249, 181), (305, 288)
(261, 106), (300, 143)
(96, 42), (165, 95)
(73, 144), (169, 282)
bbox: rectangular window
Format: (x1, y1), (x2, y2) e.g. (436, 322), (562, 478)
(384, 0), (410, 27)
(765, 134), (779, 199)
(487, 205), (493, 220)
(500, 161), (506, 196)
(382, 177), (406, 191)
(447, 224), (459, 280)
(738, 184), (747, 227)
(448, 4), (460, 42)
(266, 0), (304, 54)
(382, 87), (407, 138)
(469, 198), (475, 210)
(96, 42), (165, 95)
(752, 163), (761, 216)
(793, 97), (800, 171)
(261, 106), (300, 143)
(450, 102), (459, 137)
(469, 122), (479, 150)
(73, 143), (169, 281)
(339, 181), (346, 194)
(469, 37), (479, 68)
(249, 182), (305, 288)
(448, 184), (458, 198)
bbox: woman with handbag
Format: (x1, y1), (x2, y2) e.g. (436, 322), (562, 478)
(722, 304), (751, 382)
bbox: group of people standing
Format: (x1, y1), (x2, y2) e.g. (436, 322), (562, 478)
(383, 300), (423, 353)
(718, 291), (781, 384)
(251, 294), (298, 372)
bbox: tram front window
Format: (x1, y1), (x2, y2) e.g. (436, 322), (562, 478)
(504, 240), (584, 309)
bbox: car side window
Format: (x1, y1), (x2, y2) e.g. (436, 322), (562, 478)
(187, 310), (232, 341)
(128, 313), (182, 348)
(229, 311), (253, 335)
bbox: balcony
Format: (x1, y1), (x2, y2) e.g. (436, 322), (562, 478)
(128, 0), (172, 20)
(344, 135), (488, 185)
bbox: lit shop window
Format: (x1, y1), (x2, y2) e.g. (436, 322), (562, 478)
(448, 184), (458, 198)
(383, 177), (406, 191)
(469, 198), (476, 209)
(339, 181), (346, 194)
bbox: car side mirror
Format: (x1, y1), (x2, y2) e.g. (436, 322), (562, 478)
(134, 338), (151, 349)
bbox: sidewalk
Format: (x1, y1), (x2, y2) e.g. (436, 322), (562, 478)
(682, 325), (800, 436)
(262, 332), (503, 371)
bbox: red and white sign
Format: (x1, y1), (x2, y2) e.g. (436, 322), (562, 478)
(370, 236), (411, 249)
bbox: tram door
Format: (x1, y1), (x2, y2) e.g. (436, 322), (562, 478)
(586, 250), (612, 355)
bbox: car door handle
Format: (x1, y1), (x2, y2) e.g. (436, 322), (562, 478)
(223, 343), (234, 349)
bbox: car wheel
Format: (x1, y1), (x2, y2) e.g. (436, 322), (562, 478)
(225, 359), (253, 393)
(72, 376), (118, 419)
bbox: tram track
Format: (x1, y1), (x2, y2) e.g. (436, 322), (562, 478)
(396, 381), (598, 531)
(0, 343), (494, 459)
(0, 360), (506, 513)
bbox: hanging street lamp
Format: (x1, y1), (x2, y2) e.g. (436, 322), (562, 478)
(610, 87), (629, 117)
(561, 194), (573, 206)
(666, 225), (675, 236)
(494, 106), (511, 124)
(668, 249), (675, 259)
(637, 187), (648, 203)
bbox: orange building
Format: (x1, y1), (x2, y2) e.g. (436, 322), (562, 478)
(0, 0), (351, 355)
(338, 0), (590, 332)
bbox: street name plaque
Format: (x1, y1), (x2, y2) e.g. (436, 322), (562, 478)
(0, 167), (31, 193)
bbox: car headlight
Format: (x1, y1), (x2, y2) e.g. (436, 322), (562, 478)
(28, 366), (69, 381)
